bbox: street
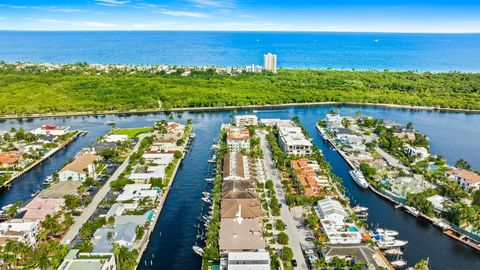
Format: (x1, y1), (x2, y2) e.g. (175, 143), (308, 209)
(259, 131), (308, 270)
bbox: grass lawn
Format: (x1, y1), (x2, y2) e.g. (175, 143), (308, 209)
(111, 127), (152, 138)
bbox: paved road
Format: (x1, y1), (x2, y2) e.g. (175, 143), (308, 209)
(61, 134), (149, 244)
(259, 131), (308, 270)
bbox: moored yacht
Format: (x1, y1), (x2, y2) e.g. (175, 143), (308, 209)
(349, 170), (369, 188)
(404, 205), (420, 217)
(192, 245), (204, 256)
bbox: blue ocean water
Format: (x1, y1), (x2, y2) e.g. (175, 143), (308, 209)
(1, 31), (480, 71)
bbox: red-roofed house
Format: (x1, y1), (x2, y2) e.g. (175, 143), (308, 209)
(0, 151), (20, 168)
(446, 169), (480, 191)
(226, 127), (250, 151)
(22, 197), (65, 221)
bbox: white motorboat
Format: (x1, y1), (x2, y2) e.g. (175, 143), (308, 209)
(352, 205), (368, 213)
(31, 189), (40, 197)
(349, 170), (369, 189)
(391, 256), (407, 268)
(105, 121), (115, 126)
(192, 245), (204, 256)
(208, 155), (217, 163)
(377, 239), (408, 249)
(384, 248), (403, 255)
(202, 191), (211, 197)
(202, 197), (212, 204)
(205, 178), (215, 183)
(404, 205), (420, 217)
(375, 228), (399, 237)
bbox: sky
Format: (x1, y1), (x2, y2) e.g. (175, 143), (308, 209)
(0, 0), (480, 32)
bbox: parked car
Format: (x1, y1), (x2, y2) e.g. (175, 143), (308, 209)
(304, 249), (315, 254)
(291, 259), (297, 267)
(305, 237), (315, 242)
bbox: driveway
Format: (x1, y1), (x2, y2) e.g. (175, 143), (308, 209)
(259, 131), (308, 270)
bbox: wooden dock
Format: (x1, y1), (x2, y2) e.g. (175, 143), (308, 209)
(0, 130), (86, 190)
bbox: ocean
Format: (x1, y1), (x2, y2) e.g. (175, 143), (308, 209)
(1, 31), (480, 71)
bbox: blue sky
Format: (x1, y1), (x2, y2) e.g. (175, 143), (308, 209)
(0, 0), (479, 32)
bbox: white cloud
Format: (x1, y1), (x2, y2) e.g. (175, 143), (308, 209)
(155, 9), (209, 18)
(33, 19), (115, 28)
(188, 0), (235, 8)
(95, 0), (131, 6)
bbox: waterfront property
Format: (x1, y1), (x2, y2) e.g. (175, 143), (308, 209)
(223, 152), (250, 181)
(0, 221), (39, 246)
(234, 115), (258, 127)
(58, 249), (116, 270)
(223, 251), (270, 270)
(226, 126), (250, 151)
(291, 158), (329, 197)
(31, 124), (70, 136)
(219, 217), (267, 253)
(58, 153), (101, 181)
(445, 169), (480, 191)
(278, 126), (313, 156)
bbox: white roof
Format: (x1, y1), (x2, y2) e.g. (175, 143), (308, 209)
(279, 127), (312, 147)
(0, 221), (38, 233)
(142, 153), (174, 165)
(228, 251), (269, 260)
(227, 251), (270, 270)
(105, 134), (128, 142)
(316, 198), (348, 219)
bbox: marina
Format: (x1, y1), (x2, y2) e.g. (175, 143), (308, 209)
(0, 106), (479, 269)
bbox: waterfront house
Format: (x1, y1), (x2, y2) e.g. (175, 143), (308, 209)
(150, 139), (176, 152)
(91, 227), (114, 253)
(91, 141), (117, 154)
(221, 199), (262, 218)
(22, 197), (65, 221)
(0, 221), (39, 247)
(38, 135), (58, 144)
(105, 134), (128, 143)
(222, 180), (256, 194)
(105, 203), (139, 220)
(404, 144), (429, 161)
(278, 126), (313, 156)
(116, 184), (160, 202)
(325, 114), (342, 128)
(226, 127), (250, 151)
(0, 151), (20, 168)
(315, 198), (362, 244)
(128, 165), (166, 183)
(224, 251), (270, 270)
(219, 216), (266, 254)
(142, 152), (174, 165)
(234, 115), (258, 127)
(58, 249), (117, 270)
(291, 159), (328, 197)
(427, 195), (446, 213)
(223, 152), (250, 181)
(31, 124), (70, 136)
(259, 119), (295, 128)
(58, 153), (101, 182)
(322, 243), (385, 270)
(389, 176), (428, 198)
(445, 169), (480, 191)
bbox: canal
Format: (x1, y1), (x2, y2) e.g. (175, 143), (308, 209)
(0, 105), (479, 269)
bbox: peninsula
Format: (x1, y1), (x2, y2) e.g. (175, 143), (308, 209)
(1, 62), (480, 118)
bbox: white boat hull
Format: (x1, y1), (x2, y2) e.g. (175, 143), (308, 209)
(349, 170), (369, 189)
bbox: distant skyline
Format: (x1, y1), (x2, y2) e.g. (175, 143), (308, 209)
(1, 0), (480, 33)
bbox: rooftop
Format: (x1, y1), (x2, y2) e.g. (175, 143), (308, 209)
(60, 153), (100, 174)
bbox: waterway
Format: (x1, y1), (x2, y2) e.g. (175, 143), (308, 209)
(0, 105), (479, 269)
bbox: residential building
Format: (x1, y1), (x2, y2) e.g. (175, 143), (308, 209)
(0, 151), (20, 168)
(222, 180), (256, 194)
(142, 153), (174, 165)
(445, 169), (480, 191)
(105, 203), (139, 220)
(58, 153), (101, 182)
(225, 251), (270, 270)
(116, 184), (161, 202)
(219, 217), (266, 254)
(38, 135), (58, 144)
(291, 159), (329, 197)
(221, 199), (262, 218)
(315, 198), (362, 244)
(58, 249), (116, 270)
(0, 221), (39, 246)
(325, 114), (342, 128)
(226, 127), (250, 151)
(263, 53), (277, 73)
(31, 124), (70, 136)
(245, 64), (263, 73)
(234, 115), (258, 127)
(322, 244), (386, 270)
(21, 197), (65, 221)
(150, 140), (176, 152)
(223, 152), (250, 181)
(278, 127), (313, 156)
(128, 165), (166, 183)
(91, 141), (117, 154)
(259, 119), (295, 128)
(404, 144), (429, 161)
(427, 195), (446, 213)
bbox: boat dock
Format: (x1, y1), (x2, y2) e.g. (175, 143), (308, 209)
(0, 130), (86, 190)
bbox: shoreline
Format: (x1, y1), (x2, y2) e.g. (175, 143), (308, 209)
(2, 101), (480, 121)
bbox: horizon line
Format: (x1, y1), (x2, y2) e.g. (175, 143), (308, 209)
(0, 29), (479, 34)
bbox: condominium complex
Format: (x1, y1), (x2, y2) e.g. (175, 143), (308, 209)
(226, 127), (250, 151)
(278, 127), (313, 156)
(263, 53), (277, 73)
(234, 115), (258, 127)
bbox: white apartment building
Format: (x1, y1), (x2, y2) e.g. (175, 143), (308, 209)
(278, 127), (313, 156)
(263, 53), (277, 73)
(234, 115), (258, 127)
(226, 251), (270, 270)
